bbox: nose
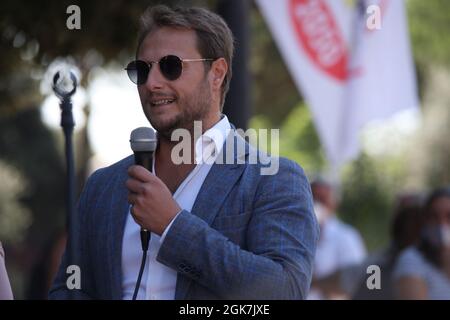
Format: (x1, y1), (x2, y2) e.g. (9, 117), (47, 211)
(144, 62), (165, 91)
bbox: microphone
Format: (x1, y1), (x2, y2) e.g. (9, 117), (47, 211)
(129, 127), (157, 300)
(130, 127), (157, 251)
(130, 127), (158, 172)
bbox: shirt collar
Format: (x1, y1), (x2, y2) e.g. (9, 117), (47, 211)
(195, 114), (231, 164)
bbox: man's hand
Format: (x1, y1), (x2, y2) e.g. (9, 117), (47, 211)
(126, 165), (181, 235)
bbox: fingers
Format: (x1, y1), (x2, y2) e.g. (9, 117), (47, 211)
(127, 192), (138, 206)
(126, 182), (153, 205)
(129, 204), (143, 226)
(125, 178), (144, 194)
(126, 165), (156, 198)
(127, 165), (153, 182)
(126, 165), (156, 208)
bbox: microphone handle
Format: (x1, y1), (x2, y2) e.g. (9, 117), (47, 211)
(140, 229), (151, 251)
(134, 151), (153, 171)
(133, 151), (153, 249)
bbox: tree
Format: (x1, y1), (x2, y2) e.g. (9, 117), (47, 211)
(0, 0), (199, 298)
(405, 0), (450, 189)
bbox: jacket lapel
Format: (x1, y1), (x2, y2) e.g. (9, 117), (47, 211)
(108, 157), (133, 299)
(175, 130), (249, 299)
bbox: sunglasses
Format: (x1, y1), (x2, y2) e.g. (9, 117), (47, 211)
(125, 55), (215, 85)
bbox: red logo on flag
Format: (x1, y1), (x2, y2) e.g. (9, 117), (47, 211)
(289, 0), (349, 81)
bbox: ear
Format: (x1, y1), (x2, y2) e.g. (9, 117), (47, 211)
(208, 58), (228, 93)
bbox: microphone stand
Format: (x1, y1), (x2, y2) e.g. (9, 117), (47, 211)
(53, 71), (77, 300)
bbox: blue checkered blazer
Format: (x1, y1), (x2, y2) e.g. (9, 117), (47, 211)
(49, 130), (319, 299)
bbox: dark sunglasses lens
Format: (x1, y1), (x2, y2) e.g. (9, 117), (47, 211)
(160, 55), (182, 81)
(126, 60), (149, 85)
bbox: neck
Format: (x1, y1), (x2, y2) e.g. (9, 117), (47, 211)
(202, 110), (221, 133)
(156, 111), (222, 166)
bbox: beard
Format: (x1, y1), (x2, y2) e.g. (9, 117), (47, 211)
(145, 79), (212, 140)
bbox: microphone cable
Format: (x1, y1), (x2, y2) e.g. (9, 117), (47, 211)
(132, 229), (151, 300)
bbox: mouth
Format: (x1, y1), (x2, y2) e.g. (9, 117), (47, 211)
(150, 98), (176, 107)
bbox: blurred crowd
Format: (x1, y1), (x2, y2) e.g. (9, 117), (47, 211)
(309, 180), (450, 300)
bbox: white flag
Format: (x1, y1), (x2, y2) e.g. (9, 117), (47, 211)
(256, 0), (419, 167)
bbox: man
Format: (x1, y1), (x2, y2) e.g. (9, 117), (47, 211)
(49, 5), (318, 300)
(308, 179), (366, 299)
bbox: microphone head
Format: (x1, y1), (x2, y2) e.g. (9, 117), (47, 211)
(52, 70), (77, 98)
(130, 127), (157, 152)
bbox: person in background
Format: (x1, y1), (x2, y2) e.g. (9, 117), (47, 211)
(350, 193), (423, 299)
(393, 187), (450, 299)
(308, 178), (367, 299)
(0, 241), (14, 299)
(312, 193), (424, 299)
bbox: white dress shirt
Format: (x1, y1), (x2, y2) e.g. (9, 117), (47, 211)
(308, 216), (367, 299)
(121, 115), (231, 300)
